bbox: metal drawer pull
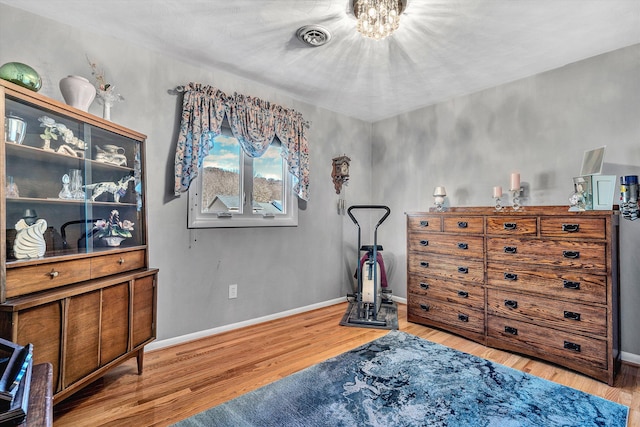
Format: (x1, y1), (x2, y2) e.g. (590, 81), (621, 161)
(504, 300), (518, 309)
(563, 280), (580, 290)
(562, 251), (580, 259)
(564, 311), (581, 321)
(503, 246), (517, 254)
(504, 272), (518, 281)
(419, 220), (429, 227)
(457, 267), (469, 274)
(458, 314), (469, 322)
(420, 240), (429, 246)
(457, 242), (468, 250)
(503, 222), (517, 230)
(457, 291), (469, 298)
(504, 326), (518, 335)
(118, 258), (126, 265)
(419, 282), (429, 290)
(420, 261), (429, 268)
(564, 341), (581, 352)
(458, 221), (468, 228)
(49, 270), (59, 278)
(420, 304), (430, 311)
(562, 223), (580, 233)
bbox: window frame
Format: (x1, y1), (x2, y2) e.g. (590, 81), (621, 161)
(187, 128), (298, 228)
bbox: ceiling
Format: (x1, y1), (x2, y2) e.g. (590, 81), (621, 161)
(3, 0), (640, 122)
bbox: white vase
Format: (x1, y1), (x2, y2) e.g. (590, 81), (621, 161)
(59, 75), (96, 112)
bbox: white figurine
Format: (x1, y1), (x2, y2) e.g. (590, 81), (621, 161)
(14, 217), (47, 259)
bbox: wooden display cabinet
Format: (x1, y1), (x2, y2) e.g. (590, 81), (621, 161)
(0, 80), (158, 402)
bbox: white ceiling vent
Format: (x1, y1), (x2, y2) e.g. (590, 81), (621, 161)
(296, 25), (332, 47)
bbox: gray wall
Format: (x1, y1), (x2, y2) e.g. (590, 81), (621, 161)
(2, 5), (639, 359)
(371, 44), (640, 357)
(0, 5), (372, 340)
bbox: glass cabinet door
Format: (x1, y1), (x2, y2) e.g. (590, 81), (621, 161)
(3, 94), (145, 262)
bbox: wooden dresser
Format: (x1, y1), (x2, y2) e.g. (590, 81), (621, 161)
(406, 206), (620, 385)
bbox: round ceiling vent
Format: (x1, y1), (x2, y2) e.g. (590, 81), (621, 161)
(296, 25), (332, 47)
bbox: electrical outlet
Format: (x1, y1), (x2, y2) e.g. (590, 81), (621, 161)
(228, 284), (238, 299)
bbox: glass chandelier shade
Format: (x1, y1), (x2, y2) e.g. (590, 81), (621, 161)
(354, 0), (403, 40)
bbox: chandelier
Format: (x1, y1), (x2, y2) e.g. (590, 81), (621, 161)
(354, 0), (405, 40)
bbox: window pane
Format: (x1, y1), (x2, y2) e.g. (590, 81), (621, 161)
(252, 143), (284, 215)
(202, 133), (242, 214)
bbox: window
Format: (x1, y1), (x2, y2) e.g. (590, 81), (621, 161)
(188, 126), (297, 228)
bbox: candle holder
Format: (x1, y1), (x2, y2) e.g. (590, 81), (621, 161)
(494, 196), (503, 211)
(511, 188), (523, 211)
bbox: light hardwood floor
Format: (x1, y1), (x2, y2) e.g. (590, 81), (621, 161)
(54, 302), (639, 426)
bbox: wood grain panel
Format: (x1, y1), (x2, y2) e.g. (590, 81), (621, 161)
(63, 291), (100, 387)
(100, 283), (129, 366)
(486, 264), (607, 304)
(408, 274), (484, 309)
(408, 253), (484, 284)
(442, 216), (484, 234)
(5, 259), (91, 299)
(406, 215), (442, 232)
(407, 233), (484, 258)
(540, 217), (606, 239)
(486, 237), (606, 271)
(487, 315), (607, 369)
(91, 250), (145, 279)
(487, 288), (607, 336)
(408, 294), (484, 334)
(486, 216), (537, 235)
(132, 275), (155, 348)
(16, 302), (61, 392)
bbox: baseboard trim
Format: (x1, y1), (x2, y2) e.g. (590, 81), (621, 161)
(148, 295), (638, 366)
(146, 297), (346, 351)
(621, 351), (640, 366)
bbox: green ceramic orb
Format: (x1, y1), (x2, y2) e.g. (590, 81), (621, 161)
(0, 62), (42, 92)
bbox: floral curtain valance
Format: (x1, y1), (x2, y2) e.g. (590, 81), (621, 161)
(174, 82), (310, 201)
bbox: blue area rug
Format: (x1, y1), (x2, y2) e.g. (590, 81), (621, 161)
(173, 330), (628, 427)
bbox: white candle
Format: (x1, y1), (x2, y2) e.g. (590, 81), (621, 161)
(510, 173), (520, 191)
(493, 186), (502, 198)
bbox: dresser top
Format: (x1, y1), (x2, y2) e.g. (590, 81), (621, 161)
(406, 205), (619, 217)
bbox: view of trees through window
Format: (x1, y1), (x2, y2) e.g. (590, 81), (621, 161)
(201, 131), (284, 214)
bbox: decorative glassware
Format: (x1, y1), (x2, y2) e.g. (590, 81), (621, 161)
(6, 176), (19, 198)
(69, 169), (85, 200)
(511, 189), (522, 211)
(4, 115), (26, 144)
(58, 173), (73, 199)
(492, 186), (503, 211)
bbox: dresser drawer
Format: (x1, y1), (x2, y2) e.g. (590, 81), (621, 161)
(408, 274), (484, 309)
(486, 238), (606, 271)
(408, 233), (484, 258)
(5, 258), (92, 298)
(408, 254), (484, 284)
(409, 294), (484, 334)
(487, 315), (607, 369)
(487, 289), (606, 336)
(540, 217), (606, 239)
(486, 216), (537, 235)
(443, 216), (484, 234)
(407, 215), (442, 232)
(90, 250), (145, 278)
(486, 265), (607, 304)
